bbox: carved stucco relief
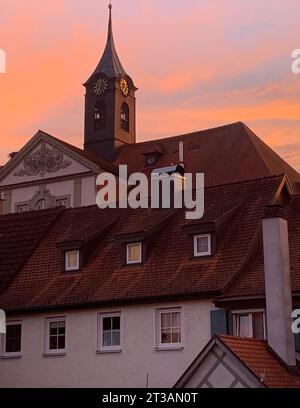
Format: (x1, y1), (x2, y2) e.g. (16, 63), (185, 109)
(13, 142), (72, 178)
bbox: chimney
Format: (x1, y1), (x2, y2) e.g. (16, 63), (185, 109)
(262, 204), (296, 367)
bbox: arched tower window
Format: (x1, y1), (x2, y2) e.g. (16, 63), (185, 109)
(94, 101), (106, 129)
(121, 103), (129, 132)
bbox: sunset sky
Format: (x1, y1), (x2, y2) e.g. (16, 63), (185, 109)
(0, 0), (299, 171)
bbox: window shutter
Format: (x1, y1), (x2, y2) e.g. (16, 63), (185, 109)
(293, 305), (300, 353)
(210, 309), (228, 336)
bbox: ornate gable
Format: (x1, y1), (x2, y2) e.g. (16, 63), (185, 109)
(13, 142), (72, 178)
(0, 131), (99, 188)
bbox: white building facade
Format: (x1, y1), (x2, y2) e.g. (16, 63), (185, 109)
(0, 300), (215, 388)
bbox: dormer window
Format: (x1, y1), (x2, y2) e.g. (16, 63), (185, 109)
(65, 250), (80, 271)
(193, 234), (211, 257)
(126, 242), (142, 265)
(232, 310), (266, 340)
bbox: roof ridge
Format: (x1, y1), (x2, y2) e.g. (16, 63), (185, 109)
(36, 130), (118, 173)
(131, 121), (244, 147)
(242, 123), (300, 179)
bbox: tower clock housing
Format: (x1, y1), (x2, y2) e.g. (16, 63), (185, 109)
(83, 5), (137, 161)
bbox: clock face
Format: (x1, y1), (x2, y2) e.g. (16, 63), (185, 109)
(94, 78), (108, 95)
(120, 79), (129, 96)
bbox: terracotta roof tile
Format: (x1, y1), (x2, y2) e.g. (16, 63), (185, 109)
(221, 194), (300, 299)
(0, 208), (62, 293)
(0, 175), (287, 312)
(219, 335), (300, 388)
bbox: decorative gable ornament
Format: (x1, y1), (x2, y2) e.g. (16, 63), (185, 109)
(13, 142), (72, 178)
(29, 188), (56, 211)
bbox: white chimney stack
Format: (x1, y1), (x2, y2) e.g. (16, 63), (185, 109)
(262, 204), (296, 367)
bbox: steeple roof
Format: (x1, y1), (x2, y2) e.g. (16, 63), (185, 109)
(86, 4), (127, 82)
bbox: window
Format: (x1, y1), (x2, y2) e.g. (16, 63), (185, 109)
(193, 234), (211, 257)
(98, 313), (122, 352)
(17, 204), (29, 213)
(121, 102), (129, 132)
(65, 250), (80, 271)
(2, 322), (22, 357)
(94, 101), (106, 129)
(233, 311), (266, 339)
(55, 197), (70, 208)
(35, 199), (46, 210)
(156, 308), (183, 349)
(126, 243), (142, 264)
(45, 317), (66, 355)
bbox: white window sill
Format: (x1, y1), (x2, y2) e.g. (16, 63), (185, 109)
(96, 349), (122, 354)
(43, 351), (67, 358)
(155, 345), (184, 351)
(0, 353), (22, 359)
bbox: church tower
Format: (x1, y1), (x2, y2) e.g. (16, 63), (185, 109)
(84, 4), (137, 161)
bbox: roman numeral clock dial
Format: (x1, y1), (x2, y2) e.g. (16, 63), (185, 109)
(94, 78), (108, 95)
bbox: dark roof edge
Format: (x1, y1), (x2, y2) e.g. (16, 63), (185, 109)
(2, 290), (220, 315)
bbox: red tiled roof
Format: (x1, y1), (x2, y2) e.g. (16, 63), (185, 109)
(116, 208), (177, 237)
(0, 208), (62, 293)
(220, 194), (300, 300)
(218, 335), (300, 388)
(115, 122), (300, 188)
(0, 174), (289, 313)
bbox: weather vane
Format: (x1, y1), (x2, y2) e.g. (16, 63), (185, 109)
(109, 0), (112, 9)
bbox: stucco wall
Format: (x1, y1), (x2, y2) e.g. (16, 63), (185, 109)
(0, 300), (215, 388)
(81, 175), (97, 207)
(5, 175), (97, 213)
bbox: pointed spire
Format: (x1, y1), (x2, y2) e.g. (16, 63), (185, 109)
(87, 2), (127, 82)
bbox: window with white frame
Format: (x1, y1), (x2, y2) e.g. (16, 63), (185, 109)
(232, 310), (266, 340)
(126, 242), (142, 264)
(65, 250), (80, 271)
(45, 317), (66, 354)
(156, 308), (183, 349)
(98, 313), (122, 352)
(193, 234), (211, 257)
(2, 321), (22, 356)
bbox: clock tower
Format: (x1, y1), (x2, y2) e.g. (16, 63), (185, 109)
(84, 4), (137, 161)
